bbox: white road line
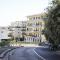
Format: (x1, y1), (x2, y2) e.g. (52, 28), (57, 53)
(33, 48), (46, 60)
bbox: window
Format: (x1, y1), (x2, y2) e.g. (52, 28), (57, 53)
(21, 29), (26, 31)
(36, 34), (37, 37)
(27, 28), (28, 30)
(8, 35), (12, 37)
(36, 22), (39, 26)
(38, 17), (40, 19)
(1, 31), (3, 33)
(43, 17), (48, 20)
(36, 17), (37, 19)
(29, 18), (32, 20)
(33, 39), (34, 42)
(18, 32), (19, 33)
(8, 28), (9, 29)
(33, 17), (35, 20)
(18, 29), (19, 30)
(2, 27), (5, 29)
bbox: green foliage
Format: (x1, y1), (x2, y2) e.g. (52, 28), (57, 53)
(52, 0), (60, 6)
(0, 40), (10, 47)
(43, 0), (60, 48)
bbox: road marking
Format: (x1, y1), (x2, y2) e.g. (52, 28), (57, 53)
(33, 48), (46, 60)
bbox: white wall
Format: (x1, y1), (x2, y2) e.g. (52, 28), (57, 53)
(0, 27), (11, 41)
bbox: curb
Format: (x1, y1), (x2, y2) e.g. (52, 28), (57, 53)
(33, 48), (46, 60)
(0, 47), (17, 58)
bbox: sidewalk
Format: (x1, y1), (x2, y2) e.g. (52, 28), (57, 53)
(0, 46), (17, 58)
(0, 47), (8, 54)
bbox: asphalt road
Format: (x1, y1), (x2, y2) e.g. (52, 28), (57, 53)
(35, 47), (60, 60)
(3, 47), (41, 60)
(2, 46), (60, 60)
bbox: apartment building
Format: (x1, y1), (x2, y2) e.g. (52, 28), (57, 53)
(10, 21), (27, 41)
(0, 27), (12, 42)
(25, 13), (46, 43)
(5, 13), (47, 43)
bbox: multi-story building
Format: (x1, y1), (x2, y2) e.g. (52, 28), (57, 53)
(10, 21), (27, 41)
(5, 13), (47, 43)
(0, 27), (12, 42)
(25, 13), (46, 43)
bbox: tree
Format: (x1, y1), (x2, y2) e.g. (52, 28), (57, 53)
(43, 0), (60, 50)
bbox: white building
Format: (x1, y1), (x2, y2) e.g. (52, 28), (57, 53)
(10, 21), (27, 41)
(0, 27), (12, 42)
(8, 13), (47, 43)
(25, 13), (46, 43)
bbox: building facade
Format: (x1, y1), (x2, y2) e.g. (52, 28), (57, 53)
(25, 13), (46, 43)
(0, 27), (12, 42)
(10, 14), (46, 43)
(10, 21), (27, 41)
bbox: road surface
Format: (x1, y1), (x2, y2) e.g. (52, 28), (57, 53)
(35, 47), (60, 60)
(2, 46), (60, 60)
(3, 47), (41, 60)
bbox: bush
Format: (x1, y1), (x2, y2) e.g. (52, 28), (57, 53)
(0, 40), (10, 47)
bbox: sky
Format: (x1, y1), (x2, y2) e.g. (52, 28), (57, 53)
(0, 0), (51, 26)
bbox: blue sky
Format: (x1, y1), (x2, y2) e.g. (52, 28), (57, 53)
(0, 0), (51, 26)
